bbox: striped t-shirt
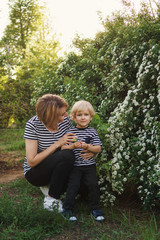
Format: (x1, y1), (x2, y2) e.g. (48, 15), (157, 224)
(66, 126), (102, 166)
(23, 115), (72, 175)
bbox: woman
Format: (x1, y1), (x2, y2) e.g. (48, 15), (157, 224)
(24, 94), (93, 212)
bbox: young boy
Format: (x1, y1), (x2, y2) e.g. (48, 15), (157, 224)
(61, 100), (104, 222)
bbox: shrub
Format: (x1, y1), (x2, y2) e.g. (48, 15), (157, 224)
(57, 4), (160, 209)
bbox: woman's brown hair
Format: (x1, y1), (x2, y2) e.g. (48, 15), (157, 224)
(36, 94), (68, 127)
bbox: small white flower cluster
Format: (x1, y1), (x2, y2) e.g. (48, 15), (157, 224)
(98, 43), (160, 208)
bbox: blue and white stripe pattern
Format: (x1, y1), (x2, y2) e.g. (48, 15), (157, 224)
(66, 126), (102, 166)
(23, 116), (72, 175)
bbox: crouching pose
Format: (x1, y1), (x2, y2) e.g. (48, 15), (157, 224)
(24, 94), (76, 212)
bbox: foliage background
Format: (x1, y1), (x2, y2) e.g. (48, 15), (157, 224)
(0, 0), (159, 209)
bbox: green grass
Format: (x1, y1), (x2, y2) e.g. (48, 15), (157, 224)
(0, 129), (159, 239)
(0, 129), (25, 153)
(0, 178), (159, 240)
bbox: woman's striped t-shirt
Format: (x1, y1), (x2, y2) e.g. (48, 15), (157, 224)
(23, 115), (72, 175)
(65, 126), (102, 166)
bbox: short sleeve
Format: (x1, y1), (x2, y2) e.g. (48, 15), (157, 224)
(58, 116), (73, 133)
(24, 121), (38, 140)
(91, 129), (102, 146)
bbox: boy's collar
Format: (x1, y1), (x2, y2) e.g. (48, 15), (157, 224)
(75, 126), (89, 130)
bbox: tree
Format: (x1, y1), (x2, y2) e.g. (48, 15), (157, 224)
(1, 0), (42, 73)
(0, 0), (60, 127)
(17, 20), (61, 106)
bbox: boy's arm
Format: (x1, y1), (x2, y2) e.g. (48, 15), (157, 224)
(81, 142), (101, 153)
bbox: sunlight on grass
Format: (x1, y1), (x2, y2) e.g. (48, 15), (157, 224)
(0, 129), (25, 153)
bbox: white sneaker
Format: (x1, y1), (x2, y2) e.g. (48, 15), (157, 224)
(43, 196), (63, 212)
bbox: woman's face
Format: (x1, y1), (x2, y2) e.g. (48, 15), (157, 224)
(57, 107), (68, 123)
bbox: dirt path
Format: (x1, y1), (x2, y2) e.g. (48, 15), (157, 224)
(0, 169), (24, 184)
(0, 153), (24, 184)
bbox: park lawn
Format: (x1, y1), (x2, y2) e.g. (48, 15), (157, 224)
(0, 178), (160, 240)
(0, 129), (159, 239)
(0, 128), (25, 154)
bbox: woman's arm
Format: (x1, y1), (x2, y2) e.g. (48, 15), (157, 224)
(61, 140), (81, 150)
(80, 143), (101, 160)
(61, 143), (75, 150)
(26, 133), (75, 167)
(62, 141), (101, 161)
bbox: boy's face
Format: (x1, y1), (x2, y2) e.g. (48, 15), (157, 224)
(74, 109), (92, 128)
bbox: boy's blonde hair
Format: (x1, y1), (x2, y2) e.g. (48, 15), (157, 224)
(70, 100), (95, 120)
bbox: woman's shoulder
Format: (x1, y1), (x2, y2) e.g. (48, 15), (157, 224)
(27, 115), (38, 123)
(26, 115), (42, 128)
(58, 116), (72, 128)
(64, 116), (71, 123)
(26, 115), (37, 123)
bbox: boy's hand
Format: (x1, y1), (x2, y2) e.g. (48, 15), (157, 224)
(74, 140), (82, 149)
(81, 142), (88, 150)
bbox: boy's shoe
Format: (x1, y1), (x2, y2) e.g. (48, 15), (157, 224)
(43, 196), (63, 212)
(91, 210), (105, 221)
(61, 210), (77, 222)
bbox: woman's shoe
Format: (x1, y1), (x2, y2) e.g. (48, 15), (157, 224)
(43, 196), (63, 212)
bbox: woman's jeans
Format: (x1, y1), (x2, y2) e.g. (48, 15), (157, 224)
(25, 149), (75, 199)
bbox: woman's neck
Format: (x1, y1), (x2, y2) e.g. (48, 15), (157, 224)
(46, 124), (58, 132)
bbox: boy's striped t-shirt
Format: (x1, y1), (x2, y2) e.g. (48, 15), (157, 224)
(66, 126), (102, 166)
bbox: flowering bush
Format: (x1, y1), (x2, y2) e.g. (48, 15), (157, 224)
(98, 43), (160, 208)
(27, 2), (160, 209)
(96, 13), (160, 208)
(59, 5), (160, 209)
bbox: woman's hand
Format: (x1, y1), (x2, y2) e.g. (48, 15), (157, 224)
(80, 149), (95, 161)
(26, 133), (76, 167)
(58, 133), (76, 147)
